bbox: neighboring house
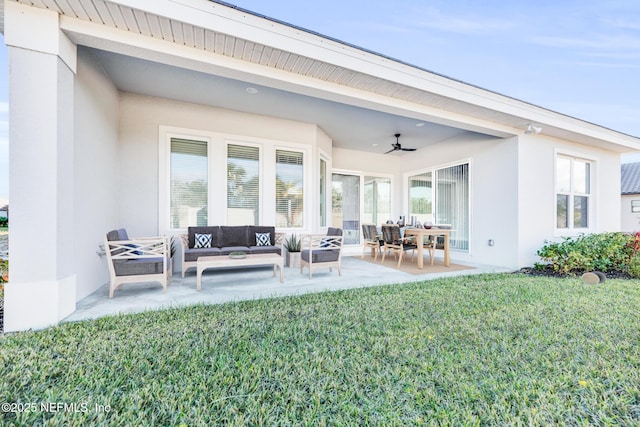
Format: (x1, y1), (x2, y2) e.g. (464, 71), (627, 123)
(621, 163), (640, 232)
(2, 0), (640, 332)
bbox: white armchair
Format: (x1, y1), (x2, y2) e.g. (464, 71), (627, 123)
(104, 229), (170, 298)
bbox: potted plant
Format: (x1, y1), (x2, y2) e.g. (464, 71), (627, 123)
(284, 233), (301, 268)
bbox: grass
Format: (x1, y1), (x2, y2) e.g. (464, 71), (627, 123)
(1, 274), (640, 425)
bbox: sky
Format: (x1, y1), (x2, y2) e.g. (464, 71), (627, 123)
(0, 0), (639, 200)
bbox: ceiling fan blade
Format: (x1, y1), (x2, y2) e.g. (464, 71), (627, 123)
(384, 148), (396, 154)
(401, 147), (417, 151)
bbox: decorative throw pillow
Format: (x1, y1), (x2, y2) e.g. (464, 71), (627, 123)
(194, 233), (212, 249)
(256, 232), (271, 246)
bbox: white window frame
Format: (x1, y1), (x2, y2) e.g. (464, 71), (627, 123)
(159, 125), (311, 234)
(225, 140), (264, 226)
(554, 152), (595, 234)
(331, 168), (394, 246)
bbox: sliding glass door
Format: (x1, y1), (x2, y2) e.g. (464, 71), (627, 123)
(332, 174), (360, 244)
(408, 163), (469, 251)
(363, 176), (391, 225)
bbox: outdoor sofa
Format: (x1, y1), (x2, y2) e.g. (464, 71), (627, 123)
(179, 225), (284, 277)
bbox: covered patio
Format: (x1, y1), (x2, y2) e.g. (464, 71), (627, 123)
(4, 0), (638, 332)
(64, 255), (509, 323)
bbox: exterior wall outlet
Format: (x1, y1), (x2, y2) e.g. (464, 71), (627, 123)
(488, 239), (495, 246)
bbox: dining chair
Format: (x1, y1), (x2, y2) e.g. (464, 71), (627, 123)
(381, 224), (417, 269)
(361, 224), (383, 261)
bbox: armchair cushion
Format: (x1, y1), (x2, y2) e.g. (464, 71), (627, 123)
(113, 257), (167, 276)
(301, 249), (340, 263)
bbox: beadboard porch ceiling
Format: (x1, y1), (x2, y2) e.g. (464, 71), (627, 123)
(4, 0), (639, 152)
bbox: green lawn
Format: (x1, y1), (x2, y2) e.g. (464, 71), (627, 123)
(2, 274), (640, 425)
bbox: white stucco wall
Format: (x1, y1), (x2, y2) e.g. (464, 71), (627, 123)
(333, 134), (520, 268)
(74, 48), (120, 300)
(4, 3), (78, 331)
(517, 135), (622, 267)
(118, 93), (328, 237)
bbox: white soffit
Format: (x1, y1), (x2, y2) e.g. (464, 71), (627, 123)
(11, 0), (640, 151)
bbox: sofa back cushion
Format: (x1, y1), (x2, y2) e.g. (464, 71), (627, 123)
(220, 226), (249, 247)
(248, 226), (276, 246)
(188, 226), (220, 249)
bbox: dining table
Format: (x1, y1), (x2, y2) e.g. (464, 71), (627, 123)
(403, 227), (452, 269)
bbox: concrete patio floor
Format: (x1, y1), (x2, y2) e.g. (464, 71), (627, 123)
(64, 255), (512, 324)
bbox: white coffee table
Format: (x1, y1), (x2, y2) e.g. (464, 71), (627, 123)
(196, 253), (284, 291)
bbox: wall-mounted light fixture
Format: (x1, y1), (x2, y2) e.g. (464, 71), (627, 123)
(524, 124), (542, 134)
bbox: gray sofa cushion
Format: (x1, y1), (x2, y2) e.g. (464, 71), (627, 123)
(113, 257), (166, 276)
(220, 226), (249, 247)
(301, 249), (340, 263)
(219, 245), (252, 255)
(188, 226), (221, 248)
(184, 247), (222, 262)
(249, 245), (282, 255)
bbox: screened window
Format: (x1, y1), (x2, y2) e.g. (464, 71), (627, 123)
(556, 156), (591, 229)
(363, 176), (391, 225)
(276, 150), (304, 228)
(227, 144), (260, 225)
(170, 138), (208, 228)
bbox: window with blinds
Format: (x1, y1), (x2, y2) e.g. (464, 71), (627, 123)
(276, 150), (304, 228)
(436, 164), (469, 251)
(227, 144), (260, 225)
(170, 138), (208, 228)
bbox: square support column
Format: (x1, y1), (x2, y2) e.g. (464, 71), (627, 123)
(4, 3), (78, 331)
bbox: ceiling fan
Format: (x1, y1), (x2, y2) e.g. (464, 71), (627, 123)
(384, 133), (416, 154)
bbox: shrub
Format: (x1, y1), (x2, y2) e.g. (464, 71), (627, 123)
(0, 217), (7, 227)
(0, 259), (7, 289)
(536, 232), (634, 274)
(628, 254), (640, 278)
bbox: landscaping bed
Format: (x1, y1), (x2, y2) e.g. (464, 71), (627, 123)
(1, 274), (640, 425)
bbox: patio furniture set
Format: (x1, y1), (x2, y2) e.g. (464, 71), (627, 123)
(104, 225), (344, 298)
(361, 223), (452, 269)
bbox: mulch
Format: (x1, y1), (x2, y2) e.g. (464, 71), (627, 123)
(515, 266), (633, 280)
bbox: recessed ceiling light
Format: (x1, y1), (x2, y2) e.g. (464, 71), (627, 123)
(246, 87), (258, 94)
(372, 143), (378, 147)
(416, 122), (425, 127)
